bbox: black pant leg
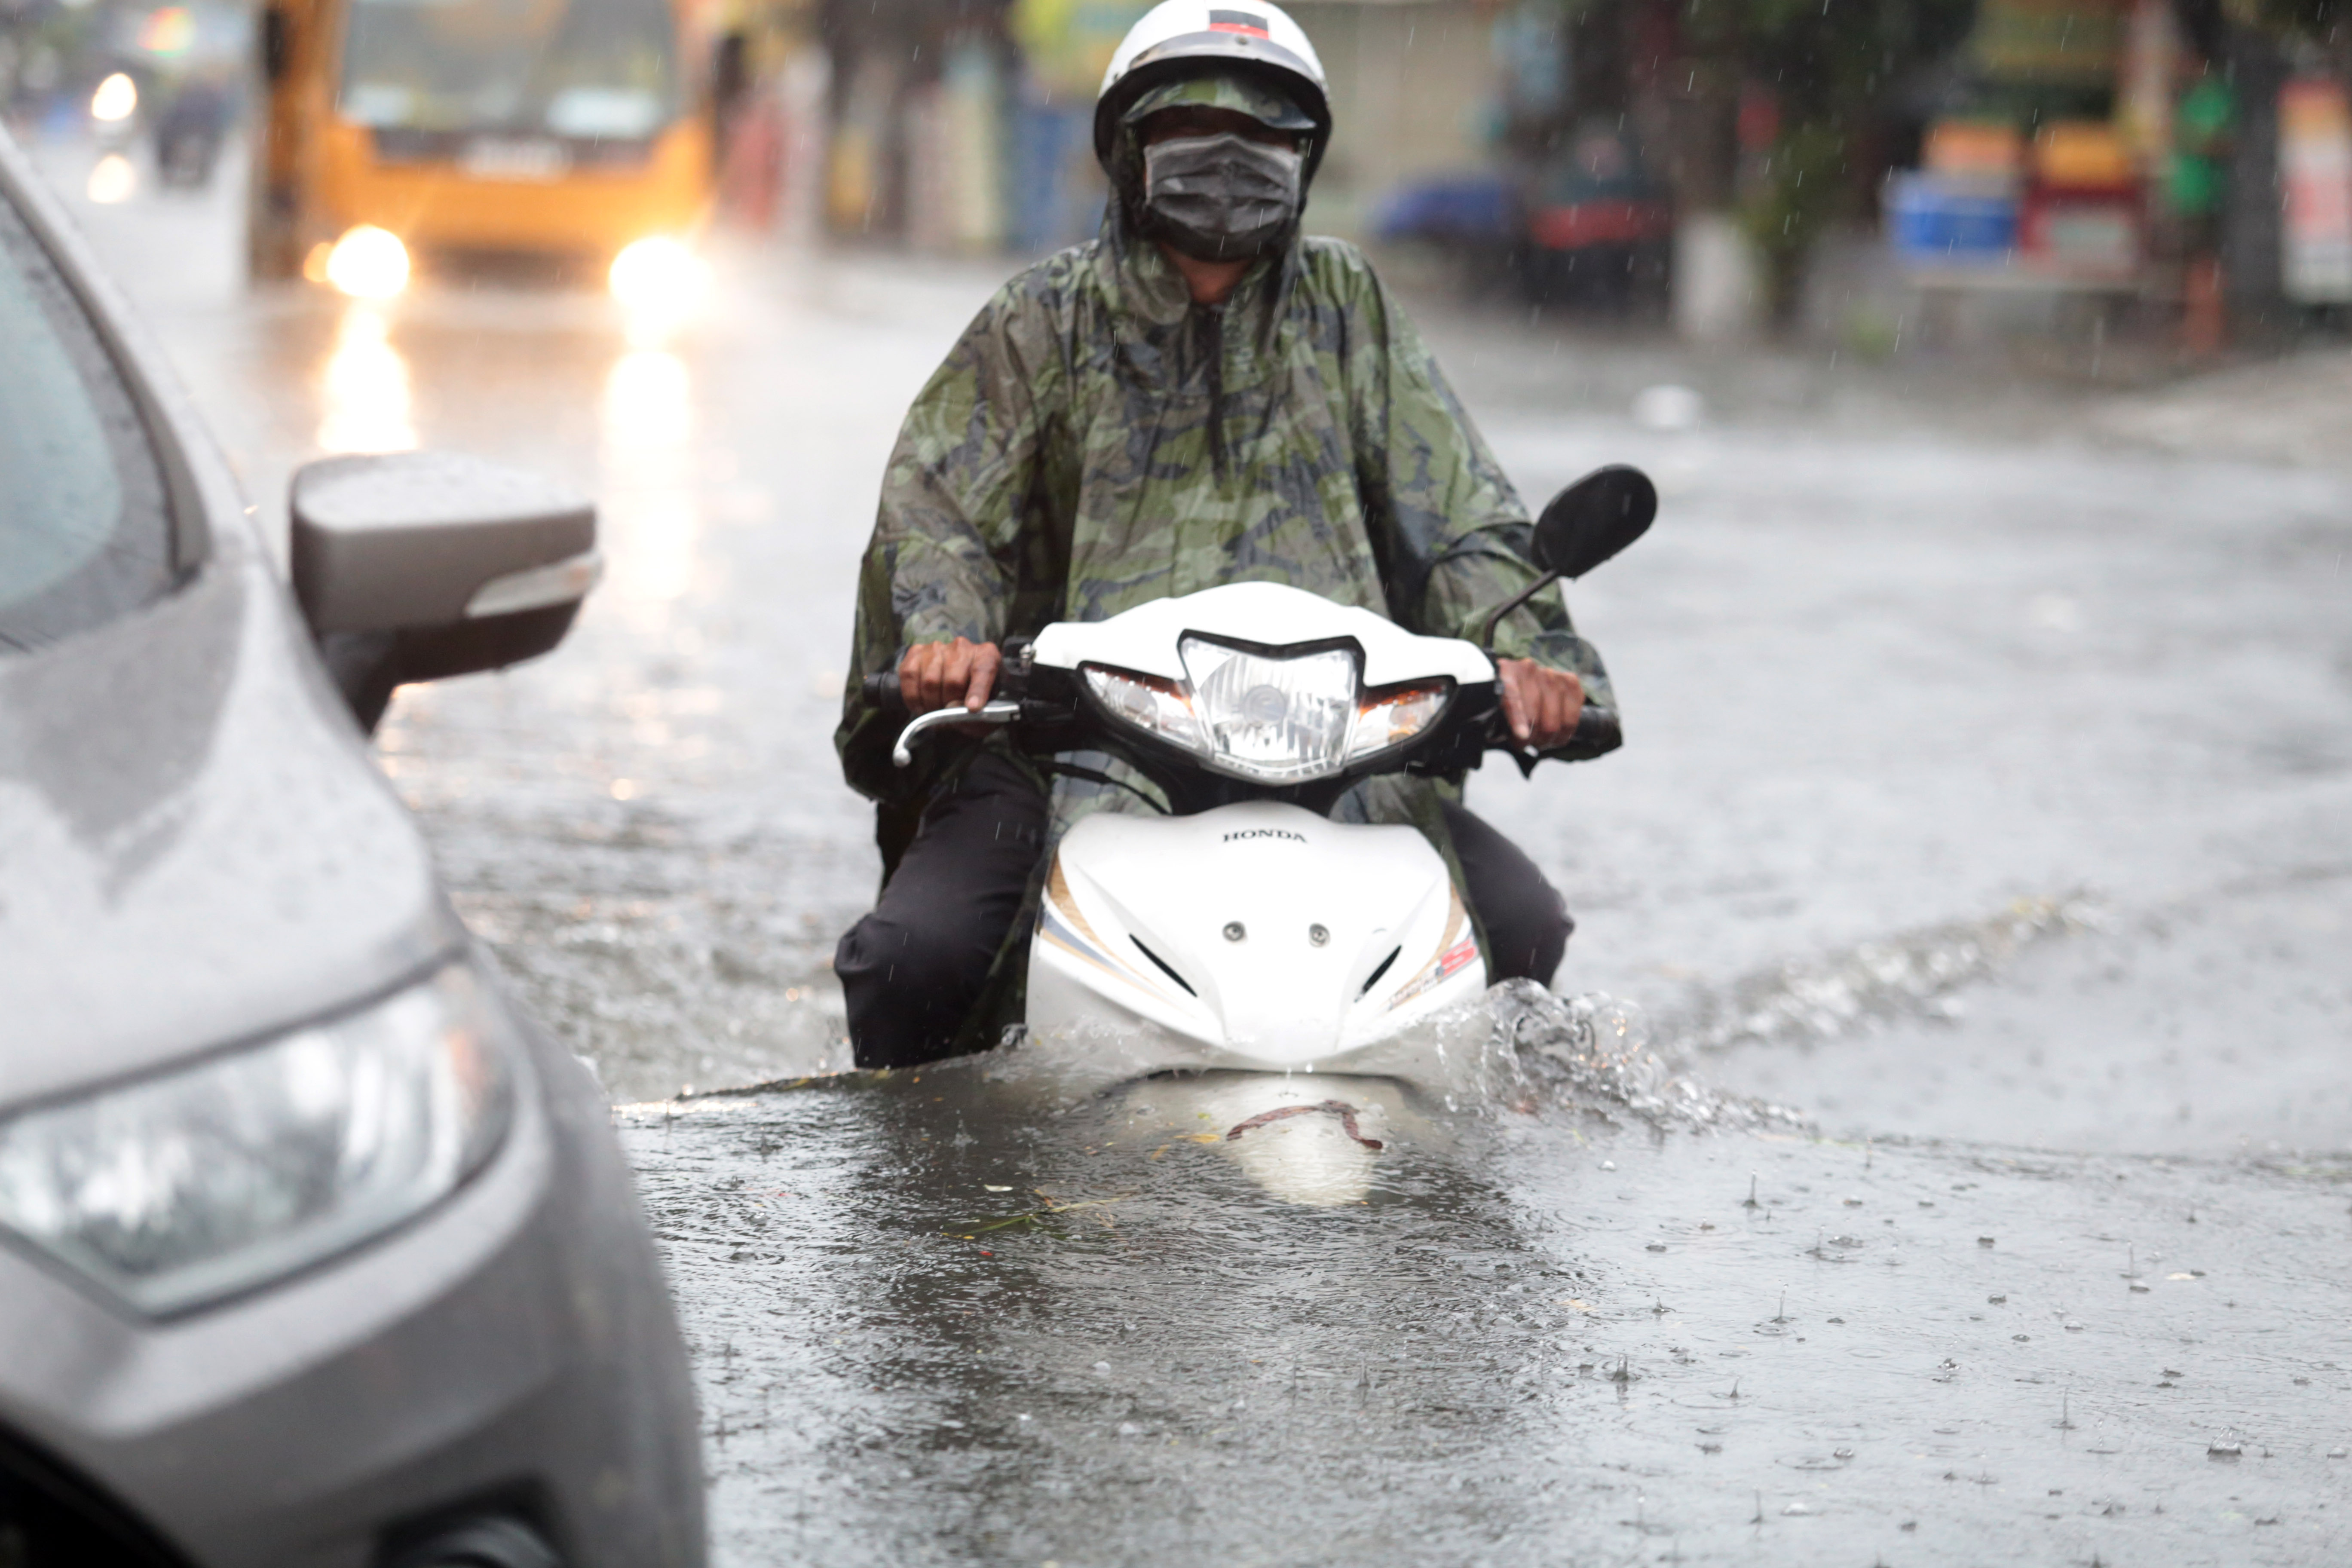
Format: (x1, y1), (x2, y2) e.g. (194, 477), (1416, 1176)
(1441, 801), (1574, 986)
(835, 753), (1048, 1068)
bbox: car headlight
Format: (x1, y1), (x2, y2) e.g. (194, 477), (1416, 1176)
(0, 962), (514, 1315)
(1081, 635), (1454, 784)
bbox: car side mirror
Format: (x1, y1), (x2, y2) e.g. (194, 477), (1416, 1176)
(1481, 464), (1656, 649)
(291, 451), (600, 733)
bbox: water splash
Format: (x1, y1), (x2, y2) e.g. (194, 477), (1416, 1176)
(1657, 894), (2098, 1055)
(1489, 981), (1804, 1133)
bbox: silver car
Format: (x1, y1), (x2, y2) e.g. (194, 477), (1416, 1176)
(0, 132), (703, 1567)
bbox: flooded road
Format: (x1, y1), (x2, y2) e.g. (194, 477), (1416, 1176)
(34, 132), (2352, 1561)
(634, 1063), (2352, 1566)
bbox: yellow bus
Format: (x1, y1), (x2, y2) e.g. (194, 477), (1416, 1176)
(251, 0), (712, 297)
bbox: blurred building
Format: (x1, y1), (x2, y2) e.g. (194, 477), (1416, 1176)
(699, 0), (2352, 348)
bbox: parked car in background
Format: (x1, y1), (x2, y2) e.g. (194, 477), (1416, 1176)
(1517, 119), (1671, 313)
(0, 126), (704, 1568)
(1371, 119), (1670, 315)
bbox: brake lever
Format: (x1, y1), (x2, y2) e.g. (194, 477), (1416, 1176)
(891, 700), (1023, 768)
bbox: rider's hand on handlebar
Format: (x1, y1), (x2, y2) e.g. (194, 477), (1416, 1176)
(899, 637), (1001, 716)
(1497, 659), (1583, 750)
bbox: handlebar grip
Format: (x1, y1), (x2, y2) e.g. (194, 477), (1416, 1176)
(862, 670), (907, 717)
(1485, 701), (1619, 755)
(1570, 703), (1620, 753)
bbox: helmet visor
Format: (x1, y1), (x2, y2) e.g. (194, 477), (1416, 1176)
(1121, 71), (1314, 133)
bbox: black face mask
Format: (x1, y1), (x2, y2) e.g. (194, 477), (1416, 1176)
(1139, 132), (1305, 262)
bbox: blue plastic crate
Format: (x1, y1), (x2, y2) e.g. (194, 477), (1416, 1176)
(1886, 172), (2016, 263)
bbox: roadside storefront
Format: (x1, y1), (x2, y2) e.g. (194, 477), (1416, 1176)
(1885, 0), (2352, 343)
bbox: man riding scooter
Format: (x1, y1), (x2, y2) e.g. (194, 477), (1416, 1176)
(834, 0), (1617, 1068)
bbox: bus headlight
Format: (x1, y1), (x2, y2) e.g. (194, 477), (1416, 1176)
(89, 73), (138, 123)
(0, 963), (514, 1316)
(325, 225), (410, 300)
(609, 236), (704, 310)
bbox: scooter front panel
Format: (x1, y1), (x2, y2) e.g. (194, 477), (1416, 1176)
(1027, 801), (1490, 1076)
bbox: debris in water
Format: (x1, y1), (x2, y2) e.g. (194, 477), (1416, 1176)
(1978, 1236), (1997, 1247)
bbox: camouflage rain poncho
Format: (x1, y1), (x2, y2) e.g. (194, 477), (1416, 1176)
(835, 203), (1617, 848)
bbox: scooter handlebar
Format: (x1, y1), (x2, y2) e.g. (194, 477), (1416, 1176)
(1479, 694), (1619, 756)
(862, 670), (907, 716)
(867, 664), (1614, 767)
(1567, 702), (1620, 753)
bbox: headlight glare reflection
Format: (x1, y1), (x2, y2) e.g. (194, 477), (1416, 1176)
(0, 963), (514, 1314)
(609, 236), (705, 311)
(89, 73), (138, 123)
(325, 225), (409, 300)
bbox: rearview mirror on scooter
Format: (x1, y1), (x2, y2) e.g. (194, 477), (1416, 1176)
(1531, 464), (1656, 579)
(1481, 464), (1656, 648)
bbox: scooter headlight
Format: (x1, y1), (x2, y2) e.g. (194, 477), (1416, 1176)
(1082, 637), (1453, 784)
(1181, 638), (1356, 783)
(0, 962), (514, 1315)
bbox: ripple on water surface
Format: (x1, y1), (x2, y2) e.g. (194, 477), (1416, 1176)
(622, 1000), (2352, 1566)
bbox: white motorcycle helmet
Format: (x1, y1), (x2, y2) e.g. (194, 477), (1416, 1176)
(1093, 0), (1333, 187)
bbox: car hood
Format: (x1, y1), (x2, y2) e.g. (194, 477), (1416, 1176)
(0, 533), (465, 1109)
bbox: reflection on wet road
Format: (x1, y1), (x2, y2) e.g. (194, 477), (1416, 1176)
(633, 1061), (2352, 1565)
(318, 304), (414, 454)
(37, 135), (2352, 1562)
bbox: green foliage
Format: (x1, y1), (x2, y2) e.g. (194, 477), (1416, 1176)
(1680, 0), (1976, 322)
(1737, 121), (1849, 315)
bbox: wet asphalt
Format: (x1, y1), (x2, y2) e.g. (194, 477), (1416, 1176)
(34, 133), (2352, 1562)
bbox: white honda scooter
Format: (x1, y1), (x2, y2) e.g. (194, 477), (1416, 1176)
(874, 466), (1655, 1200)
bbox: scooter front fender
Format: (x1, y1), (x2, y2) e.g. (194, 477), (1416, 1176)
(1023, 802), (1489, 1086)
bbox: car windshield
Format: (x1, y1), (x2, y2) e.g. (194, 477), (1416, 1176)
(339, 0), (680, 139)
(0, 193), (175, 654)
